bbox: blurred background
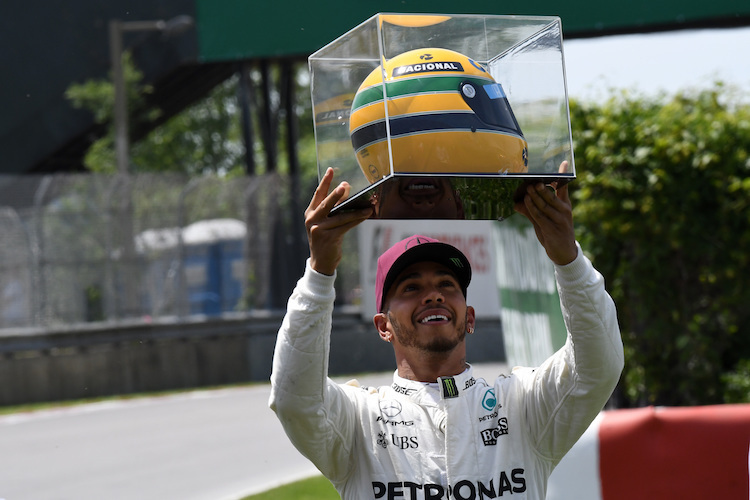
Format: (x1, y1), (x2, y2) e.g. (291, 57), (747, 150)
(1, 0), (749, 410)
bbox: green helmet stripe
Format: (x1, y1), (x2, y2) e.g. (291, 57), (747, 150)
(351, 75), (494, 112)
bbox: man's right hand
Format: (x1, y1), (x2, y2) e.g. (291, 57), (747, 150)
(305, 168), (373, 275)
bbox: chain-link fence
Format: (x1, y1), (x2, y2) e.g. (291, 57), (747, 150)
(0, 172), (321, 329)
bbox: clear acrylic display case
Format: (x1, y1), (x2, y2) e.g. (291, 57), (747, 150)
(309, 13), (574, 220)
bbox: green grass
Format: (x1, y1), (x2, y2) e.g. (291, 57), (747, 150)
(241, 475), (339, 499)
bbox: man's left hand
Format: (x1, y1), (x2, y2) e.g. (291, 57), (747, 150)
(513, 161), (578, 266)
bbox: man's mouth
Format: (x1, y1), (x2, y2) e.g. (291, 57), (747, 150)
(406, 183), (437, 191)
(401, 178), (442, 197)
(419, 314), (449, 324)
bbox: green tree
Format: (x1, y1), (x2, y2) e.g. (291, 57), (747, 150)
(66, 55), (316, 179)
(132, 77), (244, 175)
(569, 85), (750, 406)
(66, 52), (245, 175)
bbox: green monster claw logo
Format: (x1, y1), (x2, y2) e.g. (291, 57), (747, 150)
(441, 377), (459, 398)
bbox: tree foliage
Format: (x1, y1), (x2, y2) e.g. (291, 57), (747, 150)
(66, 52), (245, 175)
(133, 77), (244, 175)
(65, 56), (315, 179)
(569, 85), (750, 406)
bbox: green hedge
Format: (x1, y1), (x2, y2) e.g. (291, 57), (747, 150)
(569, 85), (750, 406)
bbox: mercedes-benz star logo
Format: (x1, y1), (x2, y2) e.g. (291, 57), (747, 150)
(379, 400), (403, 417)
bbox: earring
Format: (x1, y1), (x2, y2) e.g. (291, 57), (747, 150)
(467, 326), (474, 335)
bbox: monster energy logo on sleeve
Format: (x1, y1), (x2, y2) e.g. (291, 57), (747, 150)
(441, 377), (459, 398)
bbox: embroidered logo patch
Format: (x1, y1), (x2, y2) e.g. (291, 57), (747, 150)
(441, 377), (459, 398)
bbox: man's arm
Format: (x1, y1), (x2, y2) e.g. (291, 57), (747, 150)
(268, 260), (355, 481)
(522, 245), (624, 461)
(268, 168), (372, 482)
(513, 163), (624, 461)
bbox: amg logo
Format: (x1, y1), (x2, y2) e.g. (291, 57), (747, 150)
(392, 61), (464, 77)
(372, 469), (526, 499)
(377, 416), (414, 426)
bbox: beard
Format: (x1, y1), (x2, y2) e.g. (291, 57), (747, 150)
(388, 312), (467, 354)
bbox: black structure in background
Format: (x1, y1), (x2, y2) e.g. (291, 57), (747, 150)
(3, 1), (750, 178)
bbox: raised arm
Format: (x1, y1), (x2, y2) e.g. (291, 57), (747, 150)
(513, 161), (624, 461)
(268, 168), (372, 482)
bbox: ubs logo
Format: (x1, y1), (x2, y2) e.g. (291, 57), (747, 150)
(391, 434), (419, 449)
(376, 431), (419, 449)
(377, 432), (388, 448)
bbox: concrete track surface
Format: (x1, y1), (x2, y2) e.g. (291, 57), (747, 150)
(0, 363), (507, 500)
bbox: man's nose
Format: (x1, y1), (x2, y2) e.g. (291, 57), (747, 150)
(423, 288), (444, 304)
(410, 197), (436, 211)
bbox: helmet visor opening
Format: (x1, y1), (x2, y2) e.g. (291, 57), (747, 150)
(459, 81), (524, 137)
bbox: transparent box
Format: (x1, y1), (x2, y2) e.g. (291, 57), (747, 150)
(309, 13), (574, 220)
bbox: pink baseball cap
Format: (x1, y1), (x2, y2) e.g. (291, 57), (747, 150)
(375, 235), (472, 313)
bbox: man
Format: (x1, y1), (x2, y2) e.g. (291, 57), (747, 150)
(269, 165), (624, 499)
(372, 177), (465, 219)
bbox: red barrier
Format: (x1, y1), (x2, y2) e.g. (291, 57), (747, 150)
(599, 405), (750, 500)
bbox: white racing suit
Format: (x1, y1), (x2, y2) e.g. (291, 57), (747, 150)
(269, 244), (623, 500)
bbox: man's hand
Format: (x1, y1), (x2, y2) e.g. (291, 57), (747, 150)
(513, 161), (578, 266)
(305, 168), (373, 275)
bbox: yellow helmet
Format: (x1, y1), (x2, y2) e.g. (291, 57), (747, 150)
(313, 93), (355, 170)
(349, 48), (528, 184)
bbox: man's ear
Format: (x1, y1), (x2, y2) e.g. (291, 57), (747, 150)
(373, 312), (391, 342)
(466, 306), (476, 331)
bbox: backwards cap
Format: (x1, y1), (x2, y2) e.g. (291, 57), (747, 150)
(375, 235), (472, 313)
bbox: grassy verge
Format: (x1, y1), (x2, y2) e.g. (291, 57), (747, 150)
(240, 475), (339, 499)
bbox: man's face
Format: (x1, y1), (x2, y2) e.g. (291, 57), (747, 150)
(375, 177), (464, 219)
(382, 261), (474, 354)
